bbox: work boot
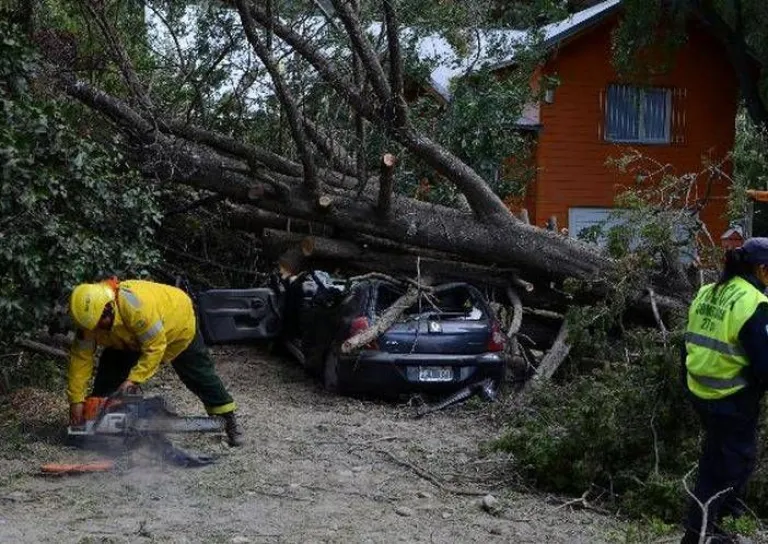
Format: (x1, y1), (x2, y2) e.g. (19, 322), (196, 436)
(221, 411), (244, 447)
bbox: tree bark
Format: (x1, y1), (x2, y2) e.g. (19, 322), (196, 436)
(228, 207), (334, 237)
(261, 228), (307, 258)
(301, 235), (361, 260)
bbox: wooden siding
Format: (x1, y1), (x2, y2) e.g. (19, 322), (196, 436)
(531, 16), (739, 240)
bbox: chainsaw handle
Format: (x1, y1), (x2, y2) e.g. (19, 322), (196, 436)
(89, 389), (141, 427)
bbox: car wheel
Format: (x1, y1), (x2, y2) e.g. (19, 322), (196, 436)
(323, 349), (340, 393)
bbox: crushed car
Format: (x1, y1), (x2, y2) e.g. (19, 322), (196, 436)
(195, 271), (509, 400)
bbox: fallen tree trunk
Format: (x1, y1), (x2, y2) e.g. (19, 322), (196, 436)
(261, 228), (307, 258)
(301, 235), (361, 261)
(296, 232), (531, 288)
(59, 77), (690, 315)
(228, 207), (334, 237)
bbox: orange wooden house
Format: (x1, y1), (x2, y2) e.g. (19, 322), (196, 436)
(420, 0), (741, 243)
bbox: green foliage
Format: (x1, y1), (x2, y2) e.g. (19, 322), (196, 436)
(0, 25), (160, 346)
(720, 515), (760, 537)
(611, 0), (687, 80)
(730, 112), (768, 235)
(495, 318), (699, 520)
(440, 74), (536, 198)
(498, 149), (768, 522)
(0, 348), (65, 393)
(610, 516), (677, 544)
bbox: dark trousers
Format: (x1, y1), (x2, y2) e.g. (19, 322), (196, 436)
(91, 329), (235, 414)
(682, 392), (759, 542)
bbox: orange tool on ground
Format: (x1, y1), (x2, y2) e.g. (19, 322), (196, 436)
(40, 460), (115, 475)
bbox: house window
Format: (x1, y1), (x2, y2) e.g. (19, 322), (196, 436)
(604, 85), (672, 144)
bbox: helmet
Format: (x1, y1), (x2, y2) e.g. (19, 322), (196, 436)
(69, 283), (115, 330)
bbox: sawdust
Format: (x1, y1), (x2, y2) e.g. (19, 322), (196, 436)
(0, 346), (639, 543)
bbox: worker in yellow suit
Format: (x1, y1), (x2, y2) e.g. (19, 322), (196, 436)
(67, 278), (244, 446)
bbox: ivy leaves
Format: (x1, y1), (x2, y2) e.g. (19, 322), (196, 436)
(0, 25), (160, 340)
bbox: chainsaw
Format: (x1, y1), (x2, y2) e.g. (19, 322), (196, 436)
(42, 394), (224, 474)
(67, 394), (224, 437)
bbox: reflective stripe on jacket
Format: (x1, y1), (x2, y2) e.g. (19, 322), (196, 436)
(685, 275), (768, 400)
(67, 280), (196, 403)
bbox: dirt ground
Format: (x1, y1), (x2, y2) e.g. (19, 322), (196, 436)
(0, 346), (644, 543)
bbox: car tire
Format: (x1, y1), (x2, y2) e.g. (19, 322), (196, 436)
(323, 349), (341, 393)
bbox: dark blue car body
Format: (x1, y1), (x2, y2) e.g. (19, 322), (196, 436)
(281, 273), (509, 397)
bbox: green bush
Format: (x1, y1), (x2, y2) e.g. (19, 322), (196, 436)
(0, 26), (160, 359)
(496, 303), (768, 523)
(495, 323), (699, 520)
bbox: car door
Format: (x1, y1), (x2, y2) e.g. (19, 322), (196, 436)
(196, 288), (282, 344)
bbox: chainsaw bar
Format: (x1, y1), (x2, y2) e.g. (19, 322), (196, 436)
(133, 416), (224, 434)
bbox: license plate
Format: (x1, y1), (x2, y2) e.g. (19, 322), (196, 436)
(418, 366), (453, 382)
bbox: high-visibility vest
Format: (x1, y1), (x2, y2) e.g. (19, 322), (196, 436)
(685, 275), (768, 400)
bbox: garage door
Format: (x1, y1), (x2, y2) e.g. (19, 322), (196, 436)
(568, 207), (627, 246)
(568, 207), (695, 262)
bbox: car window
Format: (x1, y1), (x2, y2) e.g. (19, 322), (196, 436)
(374, 283), (487, 321)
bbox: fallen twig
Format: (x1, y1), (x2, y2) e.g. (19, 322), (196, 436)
(647, 287), (669, 343)
(16, 339), (68, 359)
(682, 466), (733, 544)
(550, 490), (609, 514)
(379, 449), (488, 497)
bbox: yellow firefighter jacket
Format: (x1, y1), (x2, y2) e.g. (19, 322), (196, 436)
(67, 280), (196, 404)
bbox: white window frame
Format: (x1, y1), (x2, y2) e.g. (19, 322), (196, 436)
(604, 85), (673, 145)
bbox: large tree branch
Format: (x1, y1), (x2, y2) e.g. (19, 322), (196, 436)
(399, 130), (514, 222)
(329, 0), (392, 104)
(161, 119), (303, 178)
(236, 0), (318, 192)
(301, 118), (358, 178)
(240, 0), (377, 120)
(235, 0), (512, 220)
(383, 0), (408, 128)
(80, 0), (154, 112)
(61, 76), (159, 143)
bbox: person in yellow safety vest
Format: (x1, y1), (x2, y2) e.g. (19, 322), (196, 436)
(681, 238), (768, 543)
(67, 277), (244, 447)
